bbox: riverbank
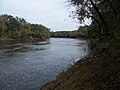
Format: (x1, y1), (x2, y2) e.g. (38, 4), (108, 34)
(0, 37), (48, 43)
(0, 38), (15, 41)
(41, 55), (119, 90)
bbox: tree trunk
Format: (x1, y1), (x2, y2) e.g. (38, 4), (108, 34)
(89, 0), (110, 33)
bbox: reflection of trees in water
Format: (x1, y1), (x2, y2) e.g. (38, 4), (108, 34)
(0, 46), (46, 58)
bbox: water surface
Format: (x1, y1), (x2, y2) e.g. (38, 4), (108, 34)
(0, 38), (88, 90)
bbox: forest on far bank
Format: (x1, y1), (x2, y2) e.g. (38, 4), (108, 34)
(51, 26), (89, 38)
(0, 14), (89, 40)
(0, 14), (50, 40)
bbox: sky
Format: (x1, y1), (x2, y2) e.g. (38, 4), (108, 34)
(0, 0), (81, 31)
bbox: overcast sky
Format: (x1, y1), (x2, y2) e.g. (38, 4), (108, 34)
(0, 0), (81, 31)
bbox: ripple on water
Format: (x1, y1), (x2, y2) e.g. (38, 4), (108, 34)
(0, 38), (88, 90)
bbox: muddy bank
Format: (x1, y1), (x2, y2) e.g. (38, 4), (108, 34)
(41, 55), (120, 90)
(0, 37), (48, 45)
(0, 37), (47, 41)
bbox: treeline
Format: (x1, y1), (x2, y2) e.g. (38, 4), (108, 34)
(51, 26), (88, 38)
(0, 14), (50, 40)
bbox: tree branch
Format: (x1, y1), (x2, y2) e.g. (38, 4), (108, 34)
(89, 0), (110, 32)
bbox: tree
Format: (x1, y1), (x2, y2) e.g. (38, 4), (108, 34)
(0, 16), (7, 37)
(0, 14), (50, 40)
(69, 0), (120, 56)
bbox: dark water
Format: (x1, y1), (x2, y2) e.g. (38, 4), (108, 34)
(0, 38), (88, 90)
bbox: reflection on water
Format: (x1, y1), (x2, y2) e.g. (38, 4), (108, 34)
(0, 40), (50, 58)
(0, 38), (88, 90)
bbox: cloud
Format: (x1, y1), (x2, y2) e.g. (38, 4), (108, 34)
(0, 0), (79, 31)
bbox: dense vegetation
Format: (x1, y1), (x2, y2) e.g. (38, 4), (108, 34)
(41, 0), (120, 90)
(51, 26), (88, 38)
(0, 14), (50, 40)
(69, 0), (120, 58)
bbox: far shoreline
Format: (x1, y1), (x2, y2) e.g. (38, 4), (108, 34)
(0, 37), (49, 42)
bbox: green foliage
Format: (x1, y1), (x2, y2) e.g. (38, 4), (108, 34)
(0, 14), (50, 40)
(69, 0), (120, 57)
(51, 26), (88, 38)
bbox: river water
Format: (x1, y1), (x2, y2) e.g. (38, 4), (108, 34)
(0, 38), (88, 90)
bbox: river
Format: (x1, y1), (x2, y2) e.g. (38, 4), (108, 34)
(0, 38), (88, 90)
